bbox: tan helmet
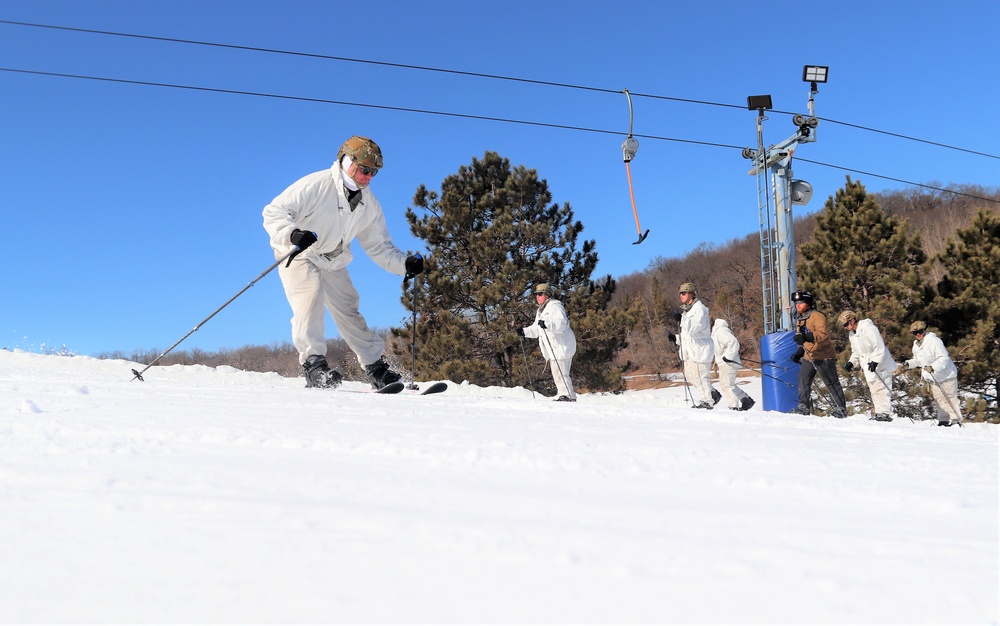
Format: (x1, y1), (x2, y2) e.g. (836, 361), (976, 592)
(909, 320), (928, 333)
(838, 310), (857, 326)
(534, 283), (551, 295)
(678, 282), (697, 295)
(337, 136), (383, 170)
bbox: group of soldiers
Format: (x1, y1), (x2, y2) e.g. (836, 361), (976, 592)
(789, 290), (962, 426)
(665, 283), (963, 426)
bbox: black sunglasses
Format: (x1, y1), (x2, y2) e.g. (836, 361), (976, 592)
(356, 164), (378, 177)
(679, 291), (689, 296)
(913, 330), (924, 336)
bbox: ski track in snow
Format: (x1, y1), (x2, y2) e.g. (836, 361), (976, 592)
(1, 349), (997, 623)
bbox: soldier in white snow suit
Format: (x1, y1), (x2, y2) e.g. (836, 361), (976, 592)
(263, 136), (424, 390)
(668, 282), (721, 409)
(904, 321), (963, 426)
(838, 310), (897, 422)
(711, 319), (755, 411)
(519, 283), (577, 401)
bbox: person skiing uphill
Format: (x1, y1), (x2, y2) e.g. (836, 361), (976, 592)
(839, 310), (896, 421)
(904, 321), (962, 426)
(712, 318), (755, 411)
(668, 282), (721, 409)
(263, 135), (424, 389)
(518, 283), (577, 401)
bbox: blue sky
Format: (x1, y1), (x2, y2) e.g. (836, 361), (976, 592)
(2, 0), (998, 358)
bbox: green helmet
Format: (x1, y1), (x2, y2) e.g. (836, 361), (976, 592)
(337, 136), (383, 170)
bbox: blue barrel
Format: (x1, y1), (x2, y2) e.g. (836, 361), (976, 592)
(760, 331), (799, 412)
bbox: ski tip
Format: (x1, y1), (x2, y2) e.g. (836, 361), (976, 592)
(419, 381), (448, 395)
(377, 381), (406, 394)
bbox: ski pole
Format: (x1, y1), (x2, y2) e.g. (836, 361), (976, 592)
(675, 332), (695, 406)
(131, 248), (297, 381)
(518, 335), (536, 399)
(741, 355), (793, 371)
(404, 273), (419, 390)
(722, 356), (795, 390)
(539, 326), (570, 398)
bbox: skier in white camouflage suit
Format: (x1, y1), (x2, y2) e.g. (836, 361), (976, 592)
(904, 321), (963, 426)
(668, 282), (721, 409)
(263, 135), (424, 390)
(712, 318), (755, 411)
(519, 283), (577, 402)
(838, 310), (897, 422)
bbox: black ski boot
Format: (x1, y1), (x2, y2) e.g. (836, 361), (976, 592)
(711, 389), (722, 406)
(740, 396), (755, 411)
(303, 355), (342, 388)
(873, 413), (893, 422)
(365, 357), (401, 390)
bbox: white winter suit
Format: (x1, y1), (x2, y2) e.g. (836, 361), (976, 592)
(678, 299), (718, 405)
(905, 331), (962, 424)
(263, 163), (407, 366)
(846, 318), (897, 417)
(711, 319), (751, 410)
(523, 298), (577, 400)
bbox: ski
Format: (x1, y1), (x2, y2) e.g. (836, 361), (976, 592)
(415, 381), (447, 395)
(334, 381), (448, 396)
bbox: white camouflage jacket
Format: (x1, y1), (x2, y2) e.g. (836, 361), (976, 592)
(679, 299), (714, 364)
(711, 319), (741, 367)
(523, 298), (577, 361)
(846, 318), (897, 375)
(262, 164), (407, 275)
(905, 331), (958, 383)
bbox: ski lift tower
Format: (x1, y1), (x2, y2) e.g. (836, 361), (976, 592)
(744, 65), (828, 412)
(744, 65), (827, 333)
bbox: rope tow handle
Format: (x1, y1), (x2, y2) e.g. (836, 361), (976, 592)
(622, 88), (649, 245)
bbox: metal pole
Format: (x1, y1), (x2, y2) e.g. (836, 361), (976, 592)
(131, 249), (296, 381)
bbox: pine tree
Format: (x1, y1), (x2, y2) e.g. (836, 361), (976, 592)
(930, 208), (1000, 414)
(396, 151), (639, 392)
(796, 177), (927, 360)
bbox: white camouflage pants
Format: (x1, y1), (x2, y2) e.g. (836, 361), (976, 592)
(278, 259), (385, 367)
(929, 376), (962, 423)
(863, 369), (894, 415)
(549, 357), (576, 399)
(684, 360), (716, 405)
(717, 360), (750, 409)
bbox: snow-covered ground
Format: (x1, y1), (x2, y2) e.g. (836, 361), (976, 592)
(2, 349), (996, 623)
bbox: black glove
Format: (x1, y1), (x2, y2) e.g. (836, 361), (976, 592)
(404, 253), (424, 277)
(868, 361), (878, 373)
(666, 331), (677, 345)
(290, 229), (318, 250)
(791, 347), (804, 364)
(843, 361), (854, 372)
(537, 320), (546, 329)
(286, 229), (319, 265)
(672, 309), (682, 322)
(516, 328), (525, 338)
(793, 332), (806, 345)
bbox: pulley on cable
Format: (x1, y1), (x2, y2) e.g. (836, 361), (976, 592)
(621, 88), (649, 245)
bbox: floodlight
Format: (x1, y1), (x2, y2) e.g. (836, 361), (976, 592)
(747, 94), (772, 111)
(802, 65), (828, 84)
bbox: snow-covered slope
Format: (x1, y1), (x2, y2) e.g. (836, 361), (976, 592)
(2, 349), (996, 623)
